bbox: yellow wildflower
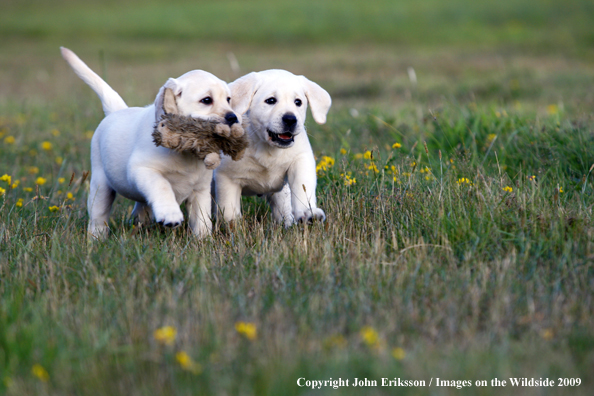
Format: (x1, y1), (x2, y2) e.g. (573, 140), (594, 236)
(41, 141), (52, 151)
(503, 186), (513, 193)
(29, 149), (38, 156)
(55, 156), (63, 165)
(392, 142), (401, 149)
(547, 104), (558, 115)
(154, 326), (177, 345)
(4, 136), (15, 144)
(235, 321), (257, 341)
(528, 175), (536, 181)
(558, 187), (564, 193)
(58, 177), (65, 184)
(541, 328), (554, 341)
(11, 180), (19, 189)
(0, 187), (5, 196)
(0, 174), (11, 185)
(24, 187), (33, 192)
(35, 177), (47, 185)
(176, 351), (202, 374)
(340, 148), (347, 155)
(341, 173), (356, 186)
(48, 206), (60, 212)
(354, 153), (364, 160)
(316, 156), (335, 173)
(360, 326), (379, 348)
(457, 178), (472, 186)
(392, 347), (406, 360)
(363, 150), (372, 160)
(16, 198), (24, 207)
(367, 162), (379, 173)
(67, 192), (74, 200)
(28, 166), (39, 174)
(31, 364), (49, 382)
(51, 129), (60, 136)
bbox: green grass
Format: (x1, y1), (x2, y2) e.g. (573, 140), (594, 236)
(2, 0), (594, 57)
(1, 0), (594, 395)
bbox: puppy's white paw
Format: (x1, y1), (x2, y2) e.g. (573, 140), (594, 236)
(153, 205), (184, 228)
(295, 208), (325, 224)
(88, 222), (109, 240)
(278, 213), (295, 228)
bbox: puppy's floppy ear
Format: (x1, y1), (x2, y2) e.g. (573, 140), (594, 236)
(155, 78), (182, 122)
(300, 76), (332, 124)
(229, 72), (260, 116)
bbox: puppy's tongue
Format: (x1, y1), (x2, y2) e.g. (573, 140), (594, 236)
(278, 133), (292, 140)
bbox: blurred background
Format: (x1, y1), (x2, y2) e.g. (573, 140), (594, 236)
(1, 0), (593, 115)
(1, 2), (594, 393)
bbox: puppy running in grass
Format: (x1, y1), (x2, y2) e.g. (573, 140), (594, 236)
(214, 70), (331, 227)
(61, 47), (242, 239)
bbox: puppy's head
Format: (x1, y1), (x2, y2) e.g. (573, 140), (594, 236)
(154, 70), (239, 128)
(229, 70), (331, 149)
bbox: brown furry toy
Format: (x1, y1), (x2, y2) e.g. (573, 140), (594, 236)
(152, 112), (248, 170)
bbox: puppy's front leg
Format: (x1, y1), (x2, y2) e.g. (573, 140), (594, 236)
(267, 182), (295, 228)
(214, 172), (242, 223)
(187, 188), (212, 238)
(130, 167), (184, 228)
(288, 155), (326, 223)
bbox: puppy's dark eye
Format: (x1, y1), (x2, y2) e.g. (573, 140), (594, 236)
(265, 97), (277, 105)
(227, 97), (231, 103)
(200, 97), (213, 105)
(295, 99), (302, 107)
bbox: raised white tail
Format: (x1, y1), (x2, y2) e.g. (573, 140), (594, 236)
(60, 47), (128, 116)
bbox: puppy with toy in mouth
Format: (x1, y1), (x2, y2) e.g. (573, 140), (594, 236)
(214, 69), (332, 227)
(61, 47), (241, 239)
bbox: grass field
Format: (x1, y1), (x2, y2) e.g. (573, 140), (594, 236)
(1, 0), (594, 395)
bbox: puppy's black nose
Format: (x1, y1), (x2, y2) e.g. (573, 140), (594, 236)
(282, 113), (297, 131)
(225, 112), (238, 126)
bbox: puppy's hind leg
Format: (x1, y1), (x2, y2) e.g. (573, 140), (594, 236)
(131, 202), (153, 226)
(87, 172), (116, 239)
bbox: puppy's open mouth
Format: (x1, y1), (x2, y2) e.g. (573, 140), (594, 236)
(267, 129), (294, 147)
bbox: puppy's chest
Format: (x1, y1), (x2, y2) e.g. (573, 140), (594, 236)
(237, 155), (289, 194)
(163, 161), (209, 198)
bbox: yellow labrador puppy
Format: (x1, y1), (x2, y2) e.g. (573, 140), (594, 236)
(61, 47), (239, 238)
(214, 69), (331, 227)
